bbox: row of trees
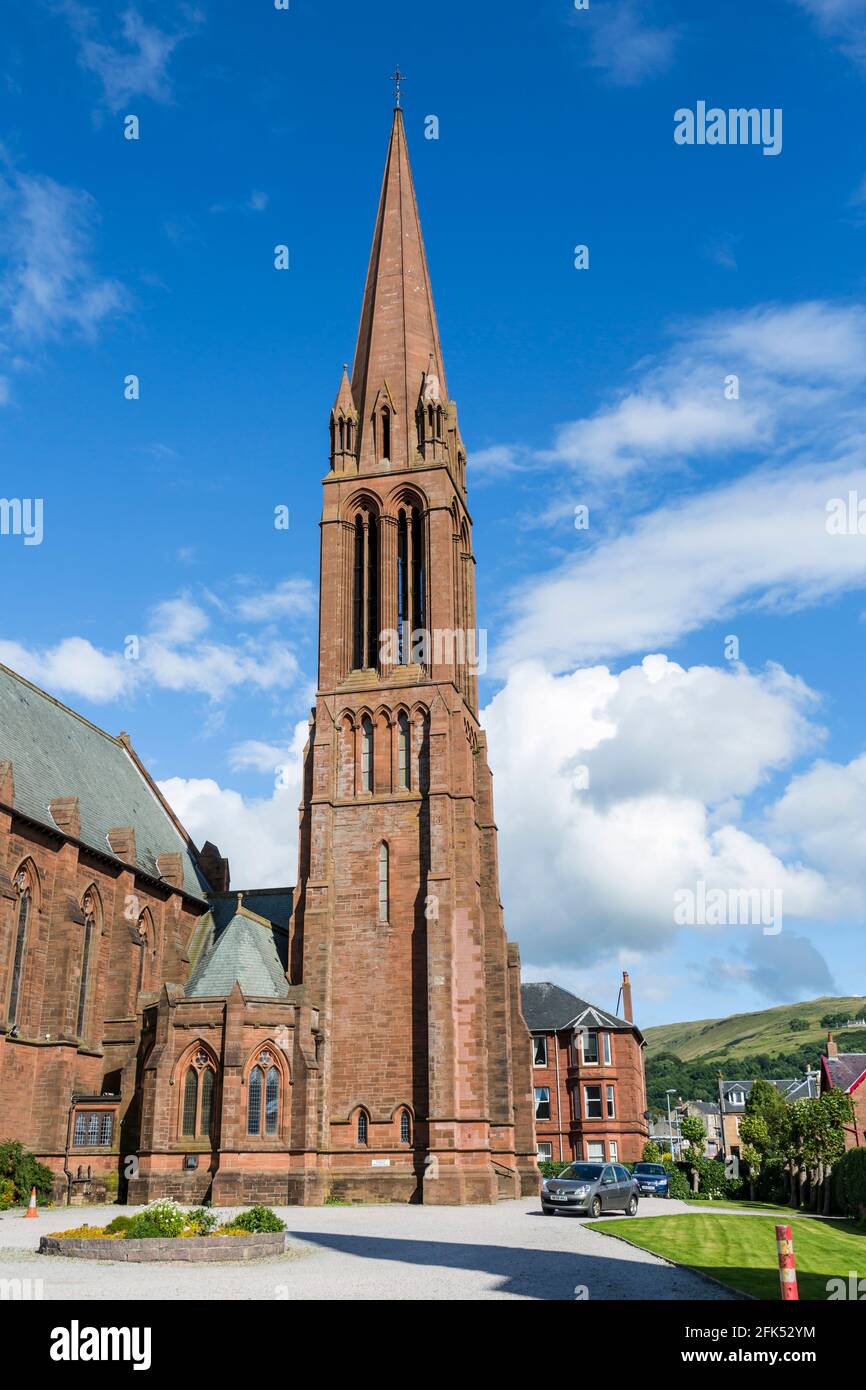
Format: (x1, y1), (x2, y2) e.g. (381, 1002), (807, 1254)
(675, 1080), (854, 1212)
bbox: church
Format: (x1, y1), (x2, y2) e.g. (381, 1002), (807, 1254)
(0, 106), (539, 1206)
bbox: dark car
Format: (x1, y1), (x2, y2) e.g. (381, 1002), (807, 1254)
(541, 1162), (639, 1218)
(632, 1162), (670, 1197)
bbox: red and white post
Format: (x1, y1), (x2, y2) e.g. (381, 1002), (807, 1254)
(775, 1223), (799, 1300)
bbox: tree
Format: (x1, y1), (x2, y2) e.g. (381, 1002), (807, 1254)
(788, 1018), (809, 1033)
(739, 1114), (770, 1201)
(679, 1115), (706, 1193)
(642, 1141), (662, 1163)
(745, 1078), (794, 1204)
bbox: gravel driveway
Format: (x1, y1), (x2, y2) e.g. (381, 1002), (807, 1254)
(0, 1196), (736, 1301)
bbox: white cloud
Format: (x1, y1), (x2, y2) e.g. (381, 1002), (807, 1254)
(0, 167), (126, 345)
(497, 459), (866, 672)
(0, 582), (309, 704)
(584, 0), (680, 86)
(766, 753), (866, 906)
(482, 656), (829, 971)
(0, 636), (129, 701)
(788, 0), (866, 70)
(60, 3), (200, 111)
(158, 723), (308, 886)
(235, 579), (315, 622)
(538, 302), (866, 481)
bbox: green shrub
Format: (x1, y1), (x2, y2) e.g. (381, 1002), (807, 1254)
(834, 1147), (866, 1217)
(538, 1160), (572, 1179)
(104, 1214), (134, 1234)
(663, 1161), (691, 1200)
(229, 1205), (286, 1233)
(642, 1141), (663, 1163)
(186, 1207), (218, 1235)
(0, 1178), (16, 1210)
(0, 1139), (54, 1203)
(124, 1198), (186, 1239)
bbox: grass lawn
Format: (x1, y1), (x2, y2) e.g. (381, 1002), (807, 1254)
(586, 1212), (866, 1300)
(681, 1198), (801, 1215)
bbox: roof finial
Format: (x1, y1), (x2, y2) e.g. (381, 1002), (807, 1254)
(390, 65), (405, 109)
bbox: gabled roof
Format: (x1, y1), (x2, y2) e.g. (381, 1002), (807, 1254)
(0, 662), (209, 900)
(185, 896), (289, 999)
(521, 981), (635, 1034)
(823, 1054), (866, 1094)
(720, 1075), (820, 1109)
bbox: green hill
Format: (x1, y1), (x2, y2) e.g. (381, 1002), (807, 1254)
(644, 995), (866, 1064)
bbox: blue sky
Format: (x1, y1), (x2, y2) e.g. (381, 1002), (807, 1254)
(2, 0), (866, 1029)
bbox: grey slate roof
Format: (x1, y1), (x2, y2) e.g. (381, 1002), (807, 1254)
(823, 1054), (866, 1093)
(0, 663), (208, 899)
(186, 899), (289, 999)
(720, 1075), (820, 1110)
(521, 981), (634, 1033)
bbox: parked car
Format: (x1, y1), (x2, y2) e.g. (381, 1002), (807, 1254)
(541, 1162), (639, 1218)
(632, 1162), (670, 1197)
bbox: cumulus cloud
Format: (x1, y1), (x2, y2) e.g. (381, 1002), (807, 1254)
(158, 723), (308, 886)
(0, 581), (311, 704)
(766, 753), (866, 908)
(482, 656), (829, 970)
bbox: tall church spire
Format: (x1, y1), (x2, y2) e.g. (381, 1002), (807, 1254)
(351, 107), (448, 472)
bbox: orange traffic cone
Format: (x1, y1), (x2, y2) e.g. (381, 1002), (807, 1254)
(23, 1186), (37, 1218)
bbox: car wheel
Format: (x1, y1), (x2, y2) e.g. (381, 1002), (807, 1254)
(542, 1206), (556, 1216)
(589, 1195), (602, 1219)
(626, 1194), (638, 1216)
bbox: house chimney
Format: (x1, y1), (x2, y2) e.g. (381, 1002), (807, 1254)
(827, 1031), (839, 1060)
(621, 970), (633, 1023)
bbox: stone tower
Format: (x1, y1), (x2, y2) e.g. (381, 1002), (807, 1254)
(291, 106), (537, 1203)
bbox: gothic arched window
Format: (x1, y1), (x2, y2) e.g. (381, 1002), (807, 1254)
(357, 1110), (369, 1145)
(400, 1109), (411, 1144)
(381, 406), (391, 461)
(76, 891), (96, 1039)
(181, 1048), (217, 1139)
(352, 510), (379, 671)
(8, 868), (32, 1026)
(247, 1050), (281, 1137)
(397, 712), (410, 790)
(378, 842), (389, 924)
(396, 505), (425, 665)
(361, 715), (373, 793)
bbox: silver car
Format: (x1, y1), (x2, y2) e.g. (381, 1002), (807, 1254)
(541, 1161), (639, 1218)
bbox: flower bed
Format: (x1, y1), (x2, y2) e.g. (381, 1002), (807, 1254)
(38, 1201), (299, 1262)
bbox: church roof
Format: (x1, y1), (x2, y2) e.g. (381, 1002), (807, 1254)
(351, 106), (448, 471)
(521, 981), (635, 1033)
(0, 662), (209, 900)
(186, 896), (290, 999)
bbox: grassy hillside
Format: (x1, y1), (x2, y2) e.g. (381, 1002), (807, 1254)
(643, 995), (866, 1063)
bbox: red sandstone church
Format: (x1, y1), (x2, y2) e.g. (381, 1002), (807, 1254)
(0, 107), (540, 1206)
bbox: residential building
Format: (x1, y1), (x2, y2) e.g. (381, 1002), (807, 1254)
(821, 1033), (866, 1149)
(521, 974), (649, 1164)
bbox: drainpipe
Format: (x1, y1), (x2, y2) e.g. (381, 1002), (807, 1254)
(553, 1032), (563, 1162)
(63, 1100), (76, 1207)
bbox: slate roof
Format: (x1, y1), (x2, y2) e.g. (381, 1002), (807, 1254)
(823, 1054), (866, 1094)
(0, 663), (209, 899)
(521, 981), (635, 1034)
(186, 897), (289, 999)
(720, 1075), (820, 1109)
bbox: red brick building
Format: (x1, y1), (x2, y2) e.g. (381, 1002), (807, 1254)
(821, 1033), (866, 1149)
(521, 976), (649, 1164)
(0, 105), (537, 1207)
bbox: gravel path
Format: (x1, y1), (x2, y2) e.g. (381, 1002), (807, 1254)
(0, 1196), (737, 1301)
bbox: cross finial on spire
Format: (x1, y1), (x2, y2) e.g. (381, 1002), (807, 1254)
(390, 65), (405, 108)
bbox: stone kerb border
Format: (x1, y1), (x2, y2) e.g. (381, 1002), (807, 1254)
(39, 1232), (300, 1263)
